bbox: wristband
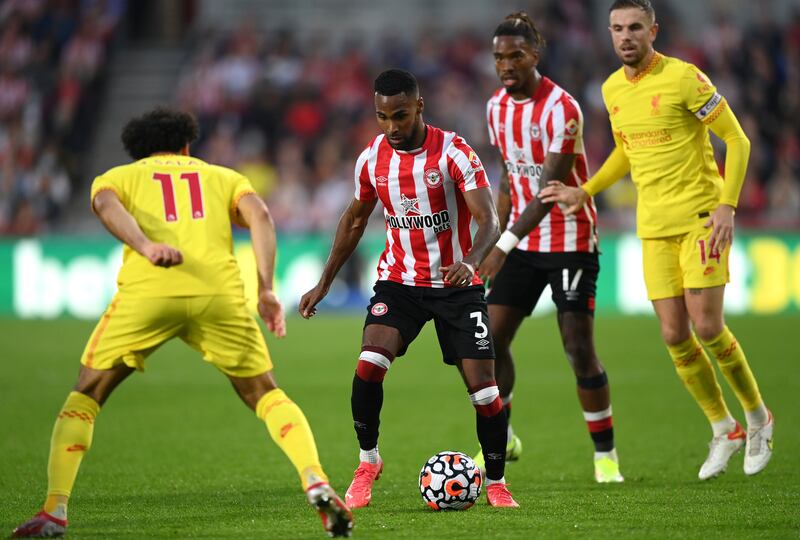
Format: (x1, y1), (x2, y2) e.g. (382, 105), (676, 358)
(496, 230), (520, 254)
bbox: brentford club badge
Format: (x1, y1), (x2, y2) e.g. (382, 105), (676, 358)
(371, 302), (388, 316)
(529, 124), (541, 140)
(424, 168), (442, 188)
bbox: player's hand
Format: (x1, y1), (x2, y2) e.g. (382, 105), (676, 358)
(538, 181), (589, 215)
(299, 283), (328, 319)
(439, 261), (475, 288)
(257, 289), (286, 338)
(141, 242), (183, 267)
(705, 204), (735, 255)
(478, 247), (507, 285)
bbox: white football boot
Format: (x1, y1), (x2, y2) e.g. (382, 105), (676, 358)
(744, 410), (774, 476)
(698, 422), (746, 480)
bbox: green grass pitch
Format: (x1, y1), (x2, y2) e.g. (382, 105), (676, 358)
(1, 314), (798, 539)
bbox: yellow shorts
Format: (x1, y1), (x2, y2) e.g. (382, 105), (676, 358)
(81, 294), (272, 377)
(642, 225), (730, 300)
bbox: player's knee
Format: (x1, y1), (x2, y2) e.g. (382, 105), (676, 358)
(356, 346), (395, 382)
(564, 340), (598, 376)
(693, 320), (724, 342)
(468, 382), (503, 417)
(660, 325), (691, 347)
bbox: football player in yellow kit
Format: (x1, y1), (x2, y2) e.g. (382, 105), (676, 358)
(12, 109), (352, 538)
(541, 0), (773, 480)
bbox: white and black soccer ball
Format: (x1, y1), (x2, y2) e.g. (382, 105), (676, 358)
(419, 451), (481, 510)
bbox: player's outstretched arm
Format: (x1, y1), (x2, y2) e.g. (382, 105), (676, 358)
(479, 152), (575, 282)
(299, 197), (377, 318)
(442, 187), (500, 287)
(705, 105), (750, 254)
(237, 193), (286, 338)
(540, 144), (630, 214)
(92, 190), (183, 267)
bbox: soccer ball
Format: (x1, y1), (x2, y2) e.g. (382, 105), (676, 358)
(418, 451), (482, 510)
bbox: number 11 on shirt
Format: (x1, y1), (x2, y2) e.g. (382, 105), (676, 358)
(153, 172), (205, 221)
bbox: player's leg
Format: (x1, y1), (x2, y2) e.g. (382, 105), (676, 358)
(351, 324), (403, 470)
(482, 249), (543, 466)
(457, 358), (517, 508)
(227, 371), (353, 537)
(652, 296), (743, 479)
(345, 282), (426, 508)
(345, 323), (404, 509)
(13, 295), (179, 538)
(680, 228), (772, 476)
(487, 304), (526, 460)
(684, 286), (772, 476)
(11, 365), (135, 539)
(228, 370), (328, 488)
(184, 295), (352, 536)
(550, 253), (622, 482)
(557, 312), (623, 483)
(644, 236), (740, 479)
(434, 286), (517, 507)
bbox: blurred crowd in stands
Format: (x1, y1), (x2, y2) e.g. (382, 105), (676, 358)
(1, 0), (798, 235)
(176, 1), (800, 232)
(0, 0), (124, 234)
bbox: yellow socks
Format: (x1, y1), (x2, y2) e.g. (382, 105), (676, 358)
(667, 336), (731, 425)
(701, 326), (768, 424)
(256, 389), (328, 490)
(46, 391), (100, 507)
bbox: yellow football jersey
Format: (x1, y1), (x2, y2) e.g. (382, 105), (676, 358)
(602, 52), (728, 238)
(90, 155), (256, 297)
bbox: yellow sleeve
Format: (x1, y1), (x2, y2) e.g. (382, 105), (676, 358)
(90, 169), (125, 213)
(680, 64), (723, 119)
(581, 139), (630, 196)
(229, 170), (258, 227)
(707, 104), (750, 208)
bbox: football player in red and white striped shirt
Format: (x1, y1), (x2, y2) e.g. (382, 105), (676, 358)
(300, 69), (519, 508)
(476, 13), (623, 483)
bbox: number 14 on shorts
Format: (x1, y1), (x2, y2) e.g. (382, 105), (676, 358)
(698, 239), (721, 265)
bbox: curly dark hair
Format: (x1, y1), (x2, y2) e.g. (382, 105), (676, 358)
(494, 12), (546, 51)
(121, 108), (199, 160)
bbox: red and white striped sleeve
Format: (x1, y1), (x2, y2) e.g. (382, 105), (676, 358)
(447, 136), (491, 192)
(353, 143), (377, 201)
(547, 96), (584, 155)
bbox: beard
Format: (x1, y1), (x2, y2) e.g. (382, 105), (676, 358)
(617, 45), (647, 66)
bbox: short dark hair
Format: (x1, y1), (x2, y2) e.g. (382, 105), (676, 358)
(121, 108), (199, 160)
(374, 69), (418, 97)
(609, 0), (656, 22)
(493, 12), (546, 51)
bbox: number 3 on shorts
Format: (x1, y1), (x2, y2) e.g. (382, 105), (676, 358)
(470, 311), (488, 338)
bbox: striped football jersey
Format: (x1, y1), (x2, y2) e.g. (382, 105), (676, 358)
(487, 76), (598, 253)
(354, 124), (491, 288)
